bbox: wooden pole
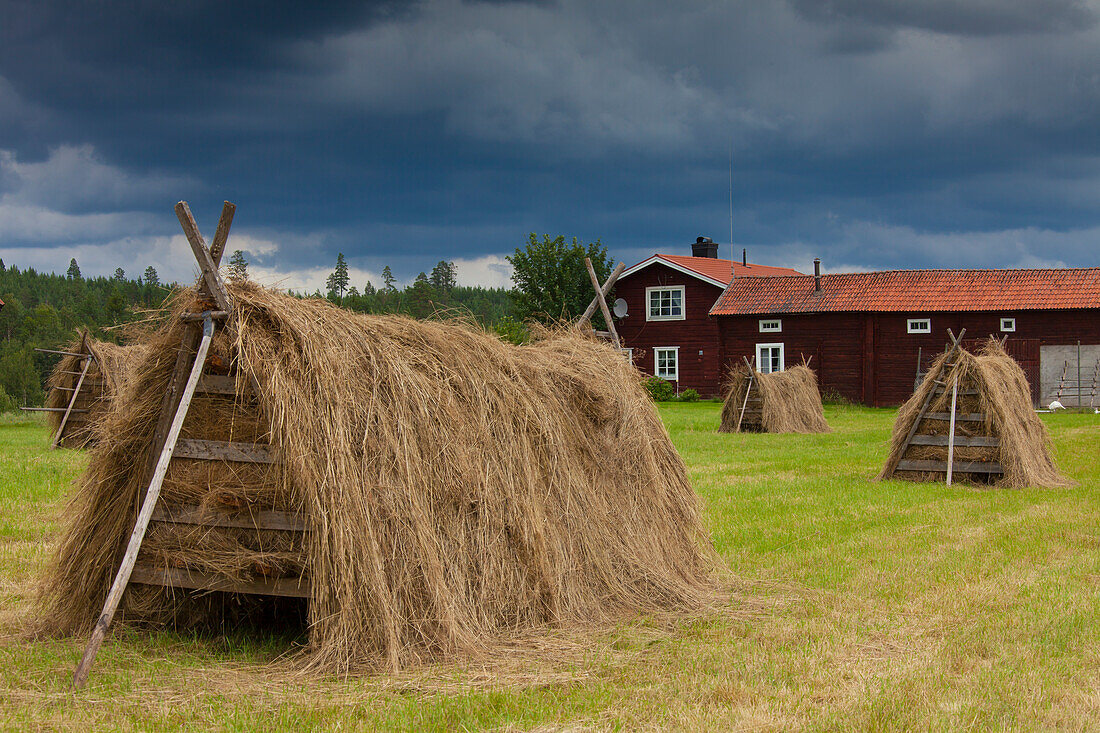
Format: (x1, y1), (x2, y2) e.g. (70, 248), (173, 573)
(174, 202), (233, 313)
(208, 201), (236, 266)
(946, 375), (959, 486)
(578, 261), (626, 324)
(72, 315), (215, 690)
(52, 356), (90, 449)
(584, 258), (621, 350)
(736, 356), (755, 433)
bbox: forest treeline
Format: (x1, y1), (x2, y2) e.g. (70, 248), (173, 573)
(0, 257), (513, 409)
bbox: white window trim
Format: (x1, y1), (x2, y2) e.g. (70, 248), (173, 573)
(645, 285), (686, 322)
(1000, 317), (1016, 333)
(759, 318), (782, 333)
(654, 346), (680, 381)
(907, 318), (931, 334)
(622, 347), (634, 364)
(756, 343), (785, 374)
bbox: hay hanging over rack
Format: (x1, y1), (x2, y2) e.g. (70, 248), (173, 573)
(43, 336), (150, 449)
(880, 336), (1073, 488)
(40, 281), (720, 673)
(718, 361), (830, 434)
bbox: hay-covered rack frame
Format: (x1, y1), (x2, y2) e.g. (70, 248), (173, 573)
(72, 202), (306, 689)
(891, 328), (1005, 483)
(22, 331), (102, 448)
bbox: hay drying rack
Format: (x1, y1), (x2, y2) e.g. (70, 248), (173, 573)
(890, 328), (1005, 484)
(23, 330), (99, 448)
(72, 201), (306, 688)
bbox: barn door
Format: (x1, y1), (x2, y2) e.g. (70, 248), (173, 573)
(962, 337), (1041, 405)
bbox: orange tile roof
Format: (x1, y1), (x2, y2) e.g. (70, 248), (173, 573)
(710, 267), (1100, 315)
(622, 254), (802, 287)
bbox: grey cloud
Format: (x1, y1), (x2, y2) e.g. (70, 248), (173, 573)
(788, 0), (1097, 36)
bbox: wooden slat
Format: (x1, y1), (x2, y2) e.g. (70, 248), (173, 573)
(174, 438), (275, 464)
(895, 459), (1003, 474)
(175, 201), (233, 313)
(151, 503), (306, 532)
(20, 407), (89, 413)
(130, 565), (309, 598)
(925, 412), (986, 421)
(909, 434), (1000, 447)
(196, 374), (237, 395)
(53, 380), (107, 391)
(934, 388), (978, 396)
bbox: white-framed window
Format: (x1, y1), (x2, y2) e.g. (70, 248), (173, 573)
(756, 343), (784, 374)
(646, 286), (685, 321)
(759, 318), (782, 333)
(907, 318), (931, 334)
(1000, 317), (1016, 333)
(622, 347), (634, 364)
(654, 347), (679, 380)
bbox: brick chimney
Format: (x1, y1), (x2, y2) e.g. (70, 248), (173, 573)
(692, 236), (718, 258)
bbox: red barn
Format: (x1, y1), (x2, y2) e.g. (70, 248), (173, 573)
(709, 263), (1100, 407)
(614, 237), (801, 396)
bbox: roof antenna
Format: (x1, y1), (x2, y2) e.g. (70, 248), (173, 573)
(728, 140), (734, 265)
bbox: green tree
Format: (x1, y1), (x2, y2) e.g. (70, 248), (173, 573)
(227, 250), (249, 282)
(507, 234), (611, 325)
(429, 260), (458, 292)
(143, 266), (160, 287)
(326, 253), (350, 302)
(405, 272), (436, 319)
(381, 265), (397, 292)
(112, 267), (126, 281)
(66, 258), (81, 280)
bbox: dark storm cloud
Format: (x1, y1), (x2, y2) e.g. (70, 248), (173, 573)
(0, 0), (1099, 287)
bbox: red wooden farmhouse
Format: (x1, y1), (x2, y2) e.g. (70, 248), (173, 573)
(708, 263), (1100, 407)
(613, 237), (800, 396)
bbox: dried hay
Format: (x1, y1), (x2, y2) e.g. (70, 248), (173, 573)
(45, 336), (151, 448)
(39, 282), (720, 673)
(718, 363), (830, 434)
(879, 338), (1073, 488)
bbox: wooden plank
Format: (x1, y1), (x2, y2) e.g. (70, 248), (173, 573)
(20, 407), (89, 413)
(208, 201), (236, 266)
(129, 565), (309, 598)
(578, 261), (626, 324)
(736, 356), (755, 432)
(946, 377), (958, 486)
(933, 388), (978, 396)
(196, 374), (237, 395)
(910, 434), (1000, 447)
(52, 357), (91, 449)
(175, 201), (232, 313)
(53, 380), (106, 391)
(34, 348), (90, 358)
(925, 412), (986, 422)
(174, 439), (275, 464)
(895, 459), (1003, 474)
(585, 257), (621, 350)
(72, 317), (216, 689)
(152, 503), (306, 532)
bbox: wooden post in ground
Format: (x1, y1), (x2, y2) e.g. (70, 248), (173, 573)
(946, 376), (959, 486)
(736, 356), (756, 433)
(72, 315), (216, 690)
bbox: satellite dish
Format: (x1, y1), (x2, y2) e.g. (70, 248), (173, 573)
(612, 298), (628, 318)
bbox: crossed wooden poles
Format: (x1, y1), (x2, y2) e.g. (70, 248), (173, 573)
(72, 201), (236, 689)
(576, 258), (626, 350)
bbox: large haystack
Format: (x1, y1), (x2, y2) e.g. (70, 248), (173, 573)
(718, 363), (830, 434)
(879, 338), (1073, 488)
(45, 336), (150, 448)
(40, 283), (719, 672)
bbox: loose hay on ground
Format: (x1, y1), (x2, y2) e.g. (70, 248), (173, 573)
(39, 282), (721, 673)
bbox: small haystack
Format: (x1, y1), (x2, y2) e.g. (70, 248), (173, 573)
(880, 338), (1073, 488)
(718, 363), (830, 434)
(44, 335), (150, 448)
(40, 282), (719, 673)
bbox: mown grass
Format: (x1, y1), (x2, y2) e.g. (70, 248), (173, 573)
(1, 405), (1098, 731)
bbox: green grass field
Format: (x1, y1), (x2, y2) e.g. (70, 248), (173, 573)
(1, 405), (1098, 731)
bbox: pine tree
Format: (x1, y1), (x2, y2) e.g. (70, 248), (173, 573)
(112, 267), (126, 281)
(382, 265), (397, 292)
(143, 266), (160, 287)
(325, 253), (350, 302)
(66, 258), (82, 280)
(227, 250), (249, 282)
(429, 260), (458, 292)
(406, 272), (436, 319)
